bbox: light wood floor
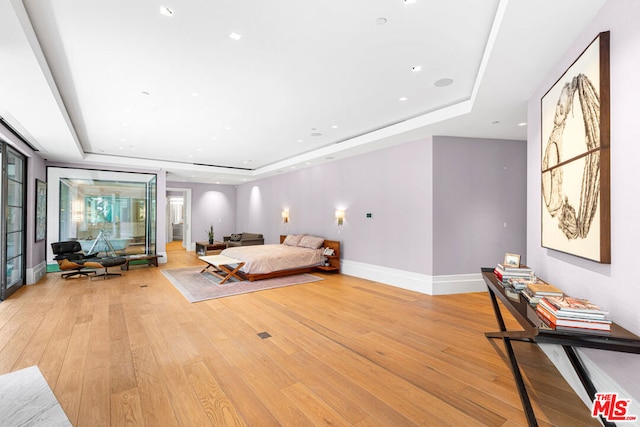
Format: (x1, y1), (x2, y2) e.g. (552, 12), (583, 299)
(0, 241), (598, 426)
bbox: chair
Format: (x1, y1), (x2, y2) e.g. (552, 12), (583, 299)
(51, 241), (127, 280)
(51, 241), (98, 278)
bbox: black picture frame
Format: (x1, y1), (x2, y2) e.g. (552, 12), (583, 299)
(35, 179), (47, 241)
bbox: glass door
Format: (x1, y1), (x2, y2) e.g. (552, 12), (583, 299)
(2, 145), (26, 300)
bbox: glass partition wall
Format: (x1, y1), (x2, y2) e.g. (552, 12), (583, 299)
(47, 168), (157, 264)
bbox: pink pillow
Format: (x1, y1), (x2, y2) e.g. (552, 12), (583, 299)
(298, 235), (324, 249)
(283, 234), (304, 246)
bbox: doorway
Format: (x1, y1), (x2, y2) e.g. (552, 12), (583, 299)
(166, 188), (192, 251)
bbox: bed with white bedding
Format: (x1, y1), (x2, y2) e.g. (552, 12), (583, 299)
(220, 234), (340, 281)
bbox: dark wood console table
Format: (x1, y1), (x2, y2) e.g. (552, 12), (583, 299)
(195, 241), (226, 256)
(481, 269), (640, 427)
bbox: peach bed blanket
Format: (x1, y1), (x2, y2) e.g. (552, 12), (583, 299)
(220, 244), (323, 274)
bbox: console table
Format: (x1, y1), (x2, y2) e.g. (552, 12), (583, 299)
(481, 269), (640, 427)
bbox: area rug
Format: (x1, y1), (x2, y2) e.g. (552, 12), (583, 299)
(0, 366), (71, 426)
(162, 267), (323, 303)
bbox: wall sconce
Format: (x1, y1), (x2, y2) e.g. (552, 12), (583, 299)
(335, 209), (345, 226)
(282, 210), (289, 223)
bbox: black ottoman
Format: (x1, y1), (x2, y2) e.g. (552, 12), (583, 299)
(83, 257), (127, 279)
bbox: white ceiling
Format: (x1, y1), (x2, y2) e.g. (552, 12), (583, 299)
(0, 0), (606, 184)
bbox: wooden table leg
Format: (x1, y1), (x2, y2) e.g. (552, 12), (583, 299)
(216, 263), (245, 284)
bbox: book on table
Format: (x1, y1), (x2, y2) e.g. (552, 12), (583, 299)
(537, 298), (607, 320)
(536, 296), (611, 332)
(526, 281), (564, 297)
(497, 263), (533, 273)
(494, 265), (534, 281)
(536, 303), (611, 331)
(544, 295), (609, 315)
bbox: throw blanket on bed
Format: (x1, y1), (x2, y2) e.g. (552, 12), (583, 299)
(221, 244), (323, 274)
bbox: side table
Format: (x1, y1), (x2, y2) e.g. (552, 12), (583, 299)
(196, 241), (226, 256)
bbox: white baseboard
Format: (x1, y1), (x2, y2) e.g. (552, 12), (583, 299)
(27, 261), (47, 285)
(340, 259), (486, 295)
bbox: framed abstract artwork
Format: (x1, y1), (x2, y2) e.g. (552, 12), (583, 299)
(35, 179), (47, 241)
(541, 31), (610, 263)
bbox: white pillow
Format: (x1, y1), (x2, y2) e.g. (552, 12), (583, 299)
(298, 235), (324, 249)
(283, 234), (304, 246)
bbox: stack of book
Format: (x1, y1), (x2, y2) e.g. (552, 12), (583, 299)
(493, 263), (533, 282)
(536, 295), (611, 332)
(521, 280), (564, 305)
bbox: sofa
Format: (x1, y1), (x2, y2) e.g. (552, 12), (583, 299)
(223, 232), (264, 248)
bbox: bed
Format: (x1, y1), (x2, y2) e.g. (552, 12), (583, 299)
(219, 234), (340, 281)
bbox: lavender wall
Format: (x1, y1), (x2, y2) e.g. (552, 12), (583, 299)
(236, 138), (434, 274)
(167, 182), (236, 243)
(432, 136), (527, 275)
(235, 135), (526, 277)
(0, 122), (47, 270)
(527, 0), (640, 400)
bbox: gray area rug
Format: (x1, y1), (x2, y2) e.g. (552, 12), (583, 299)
(162, 267), (323, 303)
(0, 366), (71, 426)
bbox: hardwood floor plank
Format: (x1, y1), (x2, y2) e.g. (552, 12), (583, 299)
(54, 321), (92, 425)
(137, 312), (213, 425)
(184, 361), (246, 426)
(77, 366), (110, 427)
(108, 303), (137, 394)
(281, 382), (353, 426)
(110, 388), (144, 426)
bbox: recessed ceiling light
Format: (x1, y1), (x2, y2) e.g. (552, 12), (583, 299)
(191, 92), (199, 97)
(411, 65), (422, 72)
(331, 125), (338, 129)
(211, 136), (217, 140)
(399, 97), (408, 101)
(376, 17), (387, 25)
(434, 78), (453, 87)
(229, 32), (242, 40)
(518, 122), (527, 127)
(160, 6), (174, 17)
(297, 139), (304, 143)
(224, 126), (232, 130)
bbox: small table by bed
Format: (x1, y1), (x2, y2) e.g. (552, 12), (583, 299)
(199, 255), (245, 284)
(196, 241), (227, 255)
